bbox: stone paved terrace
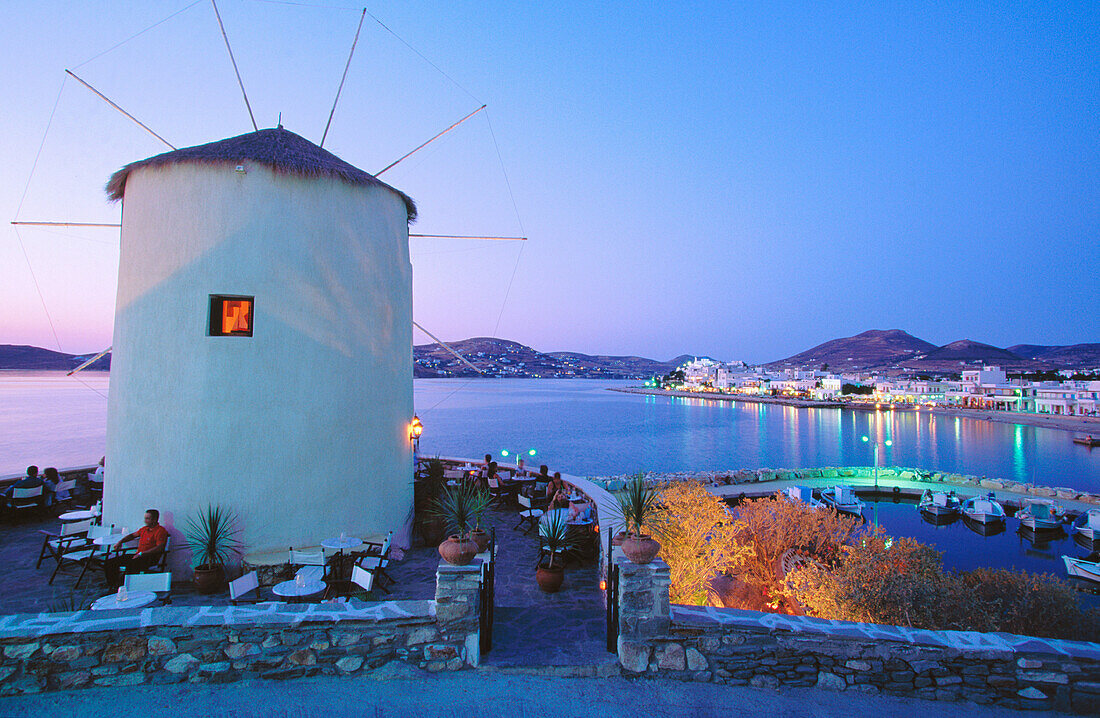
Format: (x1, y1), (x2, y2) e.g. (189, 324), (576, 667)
(0, 500), (611, 668)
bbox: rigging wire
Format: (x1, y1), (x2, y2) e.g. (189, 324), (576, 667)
(73, 0), (206, 70)
(14, 75), (67, 221)
(483, 109), (528, 339)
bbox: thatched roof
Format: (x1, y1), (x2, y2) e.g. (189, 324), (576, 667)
(105, 127), (417, 222)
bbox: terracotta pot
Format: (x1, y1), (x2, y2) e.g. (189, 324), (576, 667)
(535, 562), (564, 593)
(469, 529), (490, 553)
(621, 534), (661, 564)
(193, 564), (226, 594)
(438, 535), (478, 566)
(611, 531), (627, 547)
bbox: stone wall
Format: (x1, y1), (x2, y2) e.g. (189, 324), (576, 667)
(0, 559), (483, 695)
(613, 549), (1100, 713)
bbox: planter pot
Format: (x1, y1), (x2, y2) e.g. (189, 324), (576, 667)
(438, 535), (478, 566)
(621, 534), (661, 564)
(535, 563), (564, 593)
(469, 529), (490, 553)
(193, 564), (226, 594)
(611, 531), (627, 547)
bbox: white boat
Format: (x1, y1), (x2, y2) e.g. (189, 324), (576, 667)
(1072, 509), (1100, 540)
(783, 485), (824, 508)
(820, 485), (864, 515)
(1063, 555), (1100, 583)
(1016, 499), (1063, 531)
(961, 493), (1006, 524)
(918, 489), (961, 517)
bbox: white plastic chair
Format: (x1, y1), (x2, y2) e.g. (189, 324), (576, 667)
(36, 519), (92, 569)
(9, 486), (43, 513)
(351, 564), (375, 592)
(515, 493), (545, 535)
(229, 571), (261, 604)
(124, 571), (172, 605)
(288, 548), (326, 582)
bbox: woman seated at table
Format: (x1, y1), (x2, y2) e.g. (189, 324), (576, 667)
(568, 500), (594, 524)
(547, 472), (569, 510)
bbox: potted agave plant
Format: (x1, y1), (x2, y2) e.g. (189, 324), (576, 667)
(185, 505), (243, 594)
(467, 487), (492, 553)
(536, 512), (575, 593)
(614, 475), (662, 564)
(431, 485), (480, 566)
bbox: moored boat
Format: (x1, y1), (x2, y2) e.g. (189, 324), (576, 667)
(963, 515), (1005, 537)
(1072, 435), (1100, 447)
(1072, 509), (1100, 540)
(961, 493), (1006, 524)
(819, 485), (864, 515)
(1063, 555), (1100, 584)
(1016, 499), (1064, 531)
(918, 489), (961, 517)
(783, 485), (824, 508)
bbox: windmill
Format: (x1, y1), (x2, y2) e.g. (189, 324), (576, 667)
(12, 2), (526, 574)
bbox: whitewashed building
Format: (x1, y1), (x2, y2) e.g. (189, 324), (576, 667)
(103, 127), (417, 575)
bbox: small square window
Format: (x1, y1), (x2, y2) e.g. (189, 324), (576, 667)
(209, 295), (254, 337)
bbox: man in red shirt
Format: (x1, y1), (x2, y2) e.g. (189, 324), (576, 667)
(104, 508), (169, 588)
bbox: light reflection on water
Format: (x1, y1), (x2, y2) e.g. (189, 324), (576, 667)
(3, 375), (1099, 496)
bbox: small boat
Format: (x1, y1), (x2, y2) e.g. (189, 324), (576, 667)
(1063, 555), (1100, 583)
(1073, 435), (1100, 447)
(1072, 509), (1100, 540)
(921, 510), (959, 527)
(961, 493), (1006, 524)
(963, 515), (1005, 537)
(783, 485), (824, 508)
(918, 489), (961, 517)
(820, 485), (864, 515)
(1017, 499), (1064, 531)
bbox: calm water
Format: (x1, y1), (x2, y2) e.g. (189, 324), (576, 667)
(4, 374), (1099, 490)
(4, 373), (1100, 582)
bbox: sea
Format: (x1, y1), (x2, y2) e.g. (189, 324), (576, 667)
(4, 372), (1100, 583)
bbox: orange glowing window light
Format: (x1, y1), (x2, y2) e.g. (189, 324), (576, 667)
(209, 295), (254, 337)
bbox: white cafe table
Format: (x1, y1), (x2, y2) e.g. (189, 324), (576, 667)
(90, 590), (156, 611)
(59, 510), (97, 523)
(272, 579), (326, 601)
(93, 535), (126, 548)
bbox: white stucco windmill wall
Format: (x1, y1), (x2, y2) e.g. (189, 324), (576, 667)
(104, 160), (413, 576)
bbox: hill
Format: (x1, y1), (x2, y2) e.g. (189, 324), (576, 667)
(413, 337), (689, 379)
(1007, 343), (1100, 369)
(899, 339), (1039, 371)
(0, 345), (110, 371)
(766, 329), (936, 370)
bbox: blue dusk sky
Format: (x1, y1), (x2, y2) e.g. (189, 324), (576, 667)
(1, 1), (1097, 364)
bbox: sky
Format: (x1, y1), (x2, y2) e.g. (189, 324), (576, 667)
(1, 1), (1097, 364)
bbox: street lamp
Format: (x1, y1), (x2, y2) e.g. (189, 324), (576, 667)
(410, 415), (423, 454)
(861, 435), (892, 526)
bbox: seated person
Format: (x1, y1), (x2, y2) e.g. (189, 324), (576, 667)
(568, 501), (594, 523)
(6, 465), (46, 505)
(104, 509), (169, 588)
(41, 467), (70, 503)
(547, 471), (569, 510)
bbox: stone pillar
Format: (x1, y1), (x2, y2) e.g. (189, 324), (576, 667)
(434, 560), (482, 667)
(614, 546), (671, 672)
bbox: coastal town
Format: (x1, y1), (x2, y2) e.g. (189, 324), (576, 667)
(658, 359), (1100, 418)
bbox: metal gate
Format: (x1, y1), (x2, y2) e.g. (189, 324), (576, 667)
(605, 529), (619, 652)
(479, 526), (496, 654)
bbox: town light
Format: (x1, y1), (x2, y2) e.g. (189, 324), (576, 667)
(410, 415), (423, 454)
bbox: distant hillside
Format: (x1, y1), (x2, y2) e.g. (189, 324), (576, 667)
(414, 337), (690, 379)
(0, 345), (110, 371)
(898, 339), (1037, 371)
(1007, 343), (1100, 369)
(767, 329), (936, 370)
